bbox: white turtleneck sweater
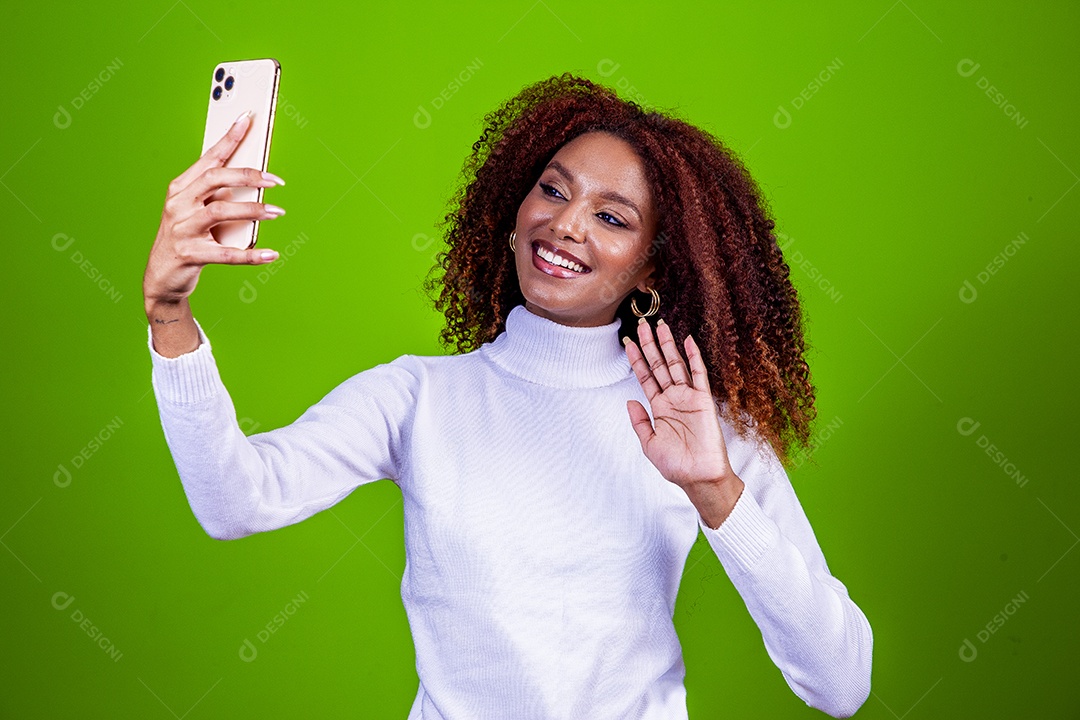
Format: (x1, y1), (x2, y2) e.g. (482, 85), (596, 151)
(147, 304), (872, 719)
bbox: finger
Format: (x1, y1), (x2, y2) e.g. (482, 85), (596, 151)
(626, 399), (655, 450)
(684, 333), (712, 395)
(167, 111), (253, 199)
(176, 239), (280, 267)
(166, 166), (282, 224)
(175, 200), (285, 237)
(622, 335), (662, 402)
(636, 318), (674, 389)
(178, 167), (280, 212)
(654, 319), (692, 386)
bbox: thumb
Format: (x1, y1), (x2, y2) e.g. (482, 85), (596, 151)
(626, 400), (654, 451)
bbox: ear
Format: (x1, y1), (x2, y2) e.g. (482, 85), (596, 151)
(635, 261), (657, 294)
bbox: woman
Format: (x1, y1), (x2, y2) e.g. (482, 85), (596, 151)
(143, 73), (872, 719)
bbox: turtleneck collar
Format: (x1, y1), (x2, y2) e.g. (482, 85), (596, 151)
(480, 304), (633, 389)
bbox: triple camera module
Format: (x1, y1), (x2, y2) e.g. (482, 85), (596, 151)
(211, 66), (235, 100)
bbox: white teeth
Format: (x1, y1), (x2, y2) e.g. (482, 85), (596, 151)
(535, 245), (585, 273)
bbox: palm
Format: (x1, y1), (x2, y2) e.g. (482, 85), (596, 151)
(623, 319), (732, 489)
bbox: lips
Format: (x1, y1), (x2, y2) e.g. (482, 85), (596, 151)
(531, 239), (591, 272)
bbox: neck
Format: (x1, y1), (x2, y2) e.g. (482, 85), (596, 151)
(523, 300), (616, 328)
(480, 304), (632, 389)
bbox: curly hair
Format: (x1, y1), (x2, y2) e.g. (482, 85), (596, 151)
(421, 72), (817, 469)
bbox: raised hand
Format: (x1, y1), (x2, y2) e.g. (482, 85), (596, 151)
(144, 111), (285, 308)
(143, 111), (286, 358)
(622, 317), (738, 500)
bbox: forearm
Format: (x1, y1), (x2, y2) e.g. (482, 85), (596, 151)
(146, 315), (280, 539)
(728, 532), (872, 717)
(157, 388), (264, 540)
(154, 362), (343, 540)
(700, 487), (872, 717)
(148, 323), (418, 539)
(145, 297), (200, 358)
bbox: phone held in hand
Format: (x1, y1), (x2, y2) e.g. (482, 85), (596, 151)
(201, 58), (280, 250)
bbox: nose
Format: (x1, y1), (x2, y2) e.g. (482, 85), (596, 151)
(549, 198), (587, 244)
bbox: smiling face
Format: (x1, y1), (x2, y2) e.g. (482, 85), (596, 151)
(513, 131), (660, 327)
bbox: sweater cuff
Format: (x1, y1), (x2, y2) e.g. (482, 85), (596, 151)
(697, 483), (780, 577)
(147, 317), (223, 405)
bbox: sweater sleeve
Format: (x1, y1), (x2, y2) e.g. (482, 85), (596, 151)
(694, 423), (873, 718)
(147, 318), (419, 541)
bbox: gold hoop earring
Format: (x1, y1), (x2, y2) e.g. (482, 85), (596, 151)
(509, 231), (516, 252)
(630, 287), (660, 318)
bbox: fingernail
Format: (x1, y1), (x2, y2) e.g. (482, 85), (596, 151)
(657, 318), (666, 326)
(264, 204), (286, 216)
(260, 250), (278, 260)
(234, 110), (251, 125)
(261, 171), (285, 186)
(622, 336), (631, 346)
(638, 316), (647, 325)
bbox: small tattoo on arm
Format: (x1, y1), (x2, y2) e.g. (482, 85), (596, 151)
(153, 318), (180, 325)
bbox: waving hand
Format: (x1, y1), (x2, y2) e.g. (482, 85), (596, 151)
(622, 317), (738, 498)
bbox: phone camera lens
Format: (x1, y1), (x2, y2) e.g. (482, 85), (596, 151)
(215, 67), (225, 82)
(224, 76), (234, 91)
(212, 86), (222, 100)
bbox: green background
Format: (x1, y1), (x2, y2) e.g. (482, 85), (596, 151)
(3, 1), (1077, 717)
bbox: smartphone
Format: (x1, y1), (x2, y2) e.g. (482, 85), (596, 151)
(200, 58), (280, 250)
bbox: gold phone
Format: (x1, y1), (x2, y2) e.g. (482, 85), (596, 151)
(200, 58), (280, 250)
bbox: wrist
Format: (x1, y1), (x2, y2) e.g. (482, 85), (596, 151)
(144, 294), (187, 319)
(685, 473), (745, 530)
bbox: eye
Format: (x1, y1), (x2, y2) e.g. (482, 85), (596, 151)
(539, 181), (563, 199)
(539, 182), (626, 228)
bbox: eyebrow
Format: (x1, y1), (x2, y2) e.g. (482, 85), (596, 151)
(545, 160), (643, 223)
